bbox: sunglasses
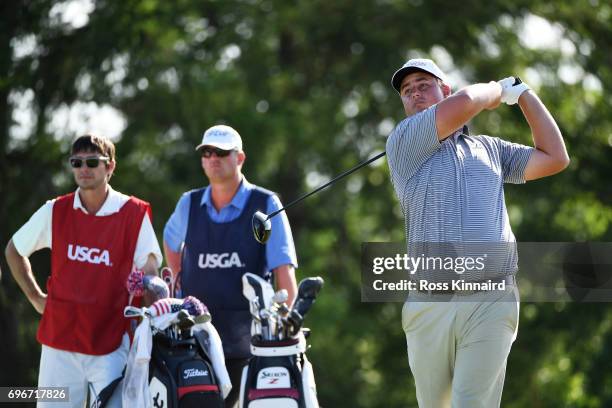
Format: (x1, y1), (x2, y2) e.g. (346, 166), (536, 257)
(69, 156), (110, 168)
(201, 147), (235, 158)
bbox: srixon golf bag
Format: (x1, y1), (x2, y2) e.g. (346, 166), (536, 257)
(239, 273), (324, 408)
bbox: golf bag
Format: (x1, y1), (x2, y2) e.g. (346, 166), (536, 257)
(239, 273), (324, 408)
(148, 328), (224, 408)
(96, 295), (230, 408)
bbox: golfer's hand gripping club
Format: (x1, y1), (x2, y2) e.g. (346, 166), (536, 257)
(498, 76), (530, 105)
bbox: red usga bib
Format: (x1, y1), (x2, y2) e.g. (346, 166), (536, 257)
(38, 192), (151, 355)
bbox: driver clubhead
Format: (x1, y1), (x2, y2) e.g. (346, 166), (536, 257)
(252, 211), (272, 244)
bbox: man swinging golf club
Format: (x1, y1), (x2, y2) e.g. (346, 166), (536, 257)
(386, 58), (569, 407)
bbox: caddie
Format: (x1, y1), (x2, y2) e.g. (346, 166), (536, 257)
(163, 124), (298, 407)
(5, 135), (163, 408)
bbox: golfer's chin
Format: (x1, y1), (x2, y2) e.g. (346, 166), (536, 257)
(405, 105), (429, 116)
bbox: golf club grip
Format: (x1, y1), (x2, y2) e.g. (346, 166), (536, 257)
(266, 151), (387, 220)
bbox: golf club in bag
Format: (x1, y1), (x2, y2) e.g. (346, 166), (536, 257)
(95, 275), (230, 408)
(252, 151), (386, 244)
(239, 273), (324, 408)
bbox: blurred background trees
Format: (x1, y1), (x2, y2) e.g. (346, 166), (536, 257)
(1, 0), (610, 406)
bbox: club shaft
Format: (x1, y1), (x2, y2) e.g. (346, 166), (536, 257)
(266, 151), (386, 220)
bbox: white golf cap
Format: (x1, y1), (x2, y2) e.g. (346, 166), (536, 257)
(391, 58), (449, 93)
(195, 125), (243, 151)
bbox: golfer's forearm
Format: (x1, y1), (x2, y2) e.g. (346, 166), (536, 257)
(519, 91), (569, 165)
(461, 82), (502, 108)
(5, 240), (45, 304)
(436, 82), (502, 138)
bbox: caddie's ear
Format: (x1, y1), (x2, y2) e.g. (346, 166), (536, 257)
(106, 159), (116, 181)
(237, 150), (246, 167)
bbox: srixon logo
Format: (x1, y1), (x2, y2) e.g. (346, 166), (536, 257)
(67, 244), (111, 266)
(198, 252), (244, 269)
(256, 367), (290, 389)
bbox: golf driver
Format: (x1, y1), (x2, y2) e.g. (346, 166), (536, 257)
(252, 151), (386, 243)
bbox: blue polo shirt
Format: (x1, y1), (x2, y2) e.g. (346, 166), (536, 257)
(164, 178), (298, 271)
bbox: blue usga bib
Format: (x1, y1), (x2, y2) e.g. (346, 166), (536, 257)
(181, 186), (272, 358)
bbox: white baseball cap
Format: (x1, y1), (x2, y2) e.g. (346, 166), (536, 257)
(391, 58), (449, 93)
(195, 125), (243, 151)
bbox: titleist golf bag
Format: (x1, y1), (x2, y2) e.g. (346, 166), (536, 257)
(239, 273), (324, 408)
(147, 312), (224, 408)
(96, 295), (230, 408)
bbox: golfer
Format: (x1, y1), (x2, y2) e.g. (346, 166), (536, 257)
(386, 58), (569, 407)
(5, 135), (163, 408)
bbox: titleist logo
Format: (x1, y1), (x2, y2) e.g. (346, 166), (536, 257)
(183, 368), (208, 379)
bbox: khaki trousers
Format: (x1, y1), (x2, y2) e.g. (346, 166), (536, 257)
(402, 285), (519, 408)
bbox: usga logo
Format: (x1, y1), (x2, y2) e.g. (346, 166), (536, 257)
(198, 252), (244, 269)
(67, 244), (111, 266)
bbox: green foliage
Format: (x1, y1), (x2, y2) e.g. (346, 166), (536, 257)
(1, 0), (611, 406)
